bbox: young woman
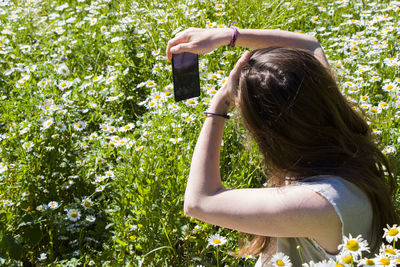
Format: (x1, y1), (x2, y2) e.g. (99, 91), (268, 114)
(166, 27), (398, 265)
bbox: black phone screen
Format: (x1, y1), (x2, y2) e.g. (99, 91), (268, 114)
(172, 52), (200, 102)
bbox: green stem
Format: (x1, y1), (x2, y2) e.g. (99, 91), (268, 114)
(297, 246), (303, 264)
(216, 246), (219, 267)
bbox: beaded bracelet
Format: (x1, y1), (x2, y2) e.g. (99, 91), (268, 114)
(228, 22), (239, 48)
(203, 111), (230, 119)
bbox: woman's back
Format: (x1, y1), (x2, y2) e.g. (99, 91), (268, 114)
(256, 175), (374, 266)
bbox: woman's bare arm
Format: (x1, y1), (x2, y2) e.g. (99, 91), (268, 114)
(166, 28), (330, 68)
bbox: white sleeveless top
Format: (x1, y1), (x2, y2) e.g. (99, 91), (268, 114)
(255, 175), (374, 266)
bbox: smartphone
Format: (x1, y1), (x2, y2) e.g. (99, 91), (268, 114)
(172, 52), (200, 102)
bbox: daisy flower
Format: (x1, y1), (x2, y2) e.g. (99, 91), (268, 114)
(48, 201), (59, 210)
(119, 123), (134, 132)
(42, 118), (54, 130)
(358, 257), (377, 266)
(58, 80), (73, 91)
(270, 252), (292, 267)
(95, 185), (105, 192)
(380, 244), (399, 258)
(73, 121), (87, 131)
(104, 171), (114, 178)
(22, 141), (34, 151)
(375, 254), (396, 266)
(57, 63), (70, 76)
(85, 215), (96, 223)
(3, 199), (14, 207)
(185, 98), (198, 107)
(36, 204), (47, 212)
(338, 234), (369, 260)
(55, 122), (67, 132)
(207, 234), (227, 247)
(81, 198), (93, 209)
(383, 225), (400, 243)
(67, 209), (81, 222)
(169, 137), (183, 144)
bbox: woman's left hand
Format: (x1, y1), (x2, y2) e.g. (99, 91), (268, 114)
(209, 51), (252, 113)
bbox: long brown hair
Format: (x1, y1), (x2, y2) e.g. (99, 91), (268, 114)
(235, 47), (398, 257)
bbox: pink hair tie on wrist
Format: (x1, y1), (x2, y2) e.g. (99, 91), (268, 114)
(228, 22), (238, 48)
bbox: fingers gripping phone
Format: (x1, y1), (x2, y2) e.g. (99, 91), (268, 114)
(172, 52), (200, 102)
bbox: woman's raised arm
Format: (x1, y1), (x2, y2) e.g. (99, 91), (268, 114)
(166, 28), (330, 68)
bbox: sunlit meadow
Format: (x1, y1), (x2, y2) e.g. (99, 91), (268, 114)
(0, 0), (399, 265)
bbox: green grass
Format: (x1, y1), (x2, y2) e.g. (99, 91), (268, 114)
(0, 0), (399, 265)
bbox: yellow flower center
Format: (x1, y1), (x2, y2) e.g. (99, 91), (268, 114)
(124, 125), (131, 130)
(213, 239), (221, 244)
(276, 259), (284, 266)
(385, 248), (396, 255)
(380, 258), (390, 265)
(76, 123), (82, 128)
(188, 100), (195, 104)
(346, 240), (359, 251)
(71, 211), (78, 218)
(389, 228), (399, 236)
(84, 202), (90, 207)
(387, 85), (394, 90)
(154, 95), (161, 100)
(343, 255), (353, 264)
(365, 259), (375, 265)
(165, 91), (171, 96)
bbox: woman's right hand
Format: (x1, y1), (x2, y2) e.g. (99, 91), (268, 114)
(166, 28), (231, 61)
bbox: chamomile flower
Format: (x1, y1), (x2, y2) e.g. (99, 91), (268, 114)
(22, 141), (34, 151)
(375, 254), (396, 266)
(185, 98), (198, 107)
(169, 137), (183, 144)
(36, 204), (47, 212)
(338, 234), (369, 259)
(58, 80), (73, 91)
(73, 121), (86, 131)
(270, 252), (292, 267)
(383, 225), (400, 243)
(57, 63), (70, 76)
(3, 199), (14, 207)
(207, 234), (227, 247)
(48, 201), (59, 210)
(55, 122), (67, 132)
(67, 209), (81, 222)
(119, 123), (134, 132)
(358, 257), (377, 266)
(104, 171), (114, 178)
(81, 198), (93, 209)
(380, 244), (399, 258)
(42, 118), (54, 129)
(86, 215), (96, 223)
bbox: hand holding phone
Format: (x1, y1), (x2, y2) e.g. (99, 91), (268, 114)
(172, 52), (200, 102)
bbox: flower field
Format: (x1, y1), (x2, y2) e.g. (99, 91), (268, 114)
(0, 0), (399, 266)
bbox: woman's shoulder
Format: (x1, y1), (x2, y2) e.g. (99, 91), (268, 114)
(294, 175), (374, 243)
(294, 175), (372, 214)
